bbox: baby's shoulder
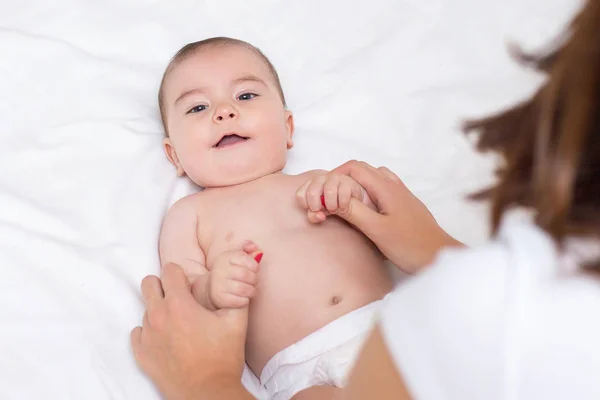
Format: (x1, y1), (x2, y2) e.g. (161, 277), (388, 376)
(303, 168), (328, 175)
(166, 191), (210, 215)
(293, 169), (328, 180)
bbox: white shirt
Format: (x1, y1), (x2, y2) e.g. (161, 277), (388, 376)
(380, 216), (600, 400)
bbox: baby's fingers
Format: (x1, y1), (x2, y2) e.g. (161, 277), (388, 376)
(307, 210), (328, 224)
(322, 174), (340, 213)
(306, 175), (327, 212)
(230, 254), (260, 272)
(241, 241), (263, 264)
(229, 265), (259, 286)
(241, 240), (258, 253)
(295, 179), (312, 210)
(227, 280), (257, 299)
(218, 293), (250, 308)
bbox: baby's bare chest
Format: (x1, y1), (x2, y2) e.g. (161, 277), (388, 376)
(196, 175), (322, 257)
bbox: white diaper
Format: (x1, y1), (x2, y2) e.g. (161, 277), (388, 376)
(256, 296), (388, 400)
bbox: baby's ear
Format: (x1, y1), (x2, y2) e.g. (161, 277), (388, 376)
(163, 138), (186, 177)
(285, 110), (295, 149)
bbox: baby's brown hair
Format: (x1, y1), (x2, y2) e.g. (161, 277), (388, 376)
(158, 37), (287, 136)
(465, 0), (600, 259)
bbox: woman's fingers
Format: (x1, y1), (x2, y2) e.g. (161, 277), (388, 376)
(323, 174), (340, 212)
(141, 275), (164, 309)
(306, 175), (327, 212)
(337, 179), (354, 212)
(130, 326), (143, 364)
(191, 278), (213, 310)
(332, 160), (463, 273)
(348, 176), (366, 203)
(130, 326), (142, 347)
(334, 197), (384, 238)
(161, 263), (191, 298)
(329, 161), (390, 211)
(378, 166), (403, 184)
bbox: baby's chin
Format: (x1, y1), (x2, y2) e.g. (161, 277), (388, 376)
(190, 163), (286, 189)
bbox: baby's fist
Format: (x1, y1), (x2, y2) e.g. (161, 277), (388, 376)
(296, 172), (374, 223)
(206, 241), (262, 309)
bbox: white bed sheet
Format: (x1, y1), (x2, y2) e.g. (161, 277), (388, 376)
(0, 0), (581, 398)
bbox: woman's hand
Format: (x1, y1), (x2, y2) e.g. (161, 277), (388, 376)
(317, 160), (462, 273)
(130, 263), (251, 400)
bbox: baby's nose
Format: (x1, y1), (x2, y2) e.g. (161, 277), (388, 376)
(213, 105), (237, 122)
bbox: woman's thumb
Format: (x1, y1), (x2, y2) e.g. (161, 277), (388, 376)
(217, 307), (249, 334)
(334, 197), (380, 235)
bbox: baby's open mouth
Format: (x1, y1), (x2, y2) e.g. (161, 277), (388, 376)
(214, 134), (249, 148)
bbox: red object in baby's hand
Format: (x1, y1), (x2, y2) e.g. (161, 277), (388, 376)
(320, 195), (326, 207)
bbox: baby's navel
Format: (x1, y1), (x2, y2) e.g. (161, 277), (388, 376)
(330, 296), (342, 306)
(225, 231), (234, 242)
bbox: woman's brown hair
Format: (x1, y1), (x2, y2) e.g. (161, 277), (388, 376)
(464, 0), (600, 255)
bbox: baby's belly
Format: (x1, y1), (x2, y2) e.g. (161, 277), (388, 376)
(244, 220), (393, 377)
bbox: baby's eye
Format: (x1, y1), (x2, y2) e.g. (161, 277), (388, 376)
(238, 93), (258, 101)
(187, 105), (207, 114)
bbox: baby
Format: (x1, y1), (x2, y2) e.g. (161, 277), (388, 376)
(157, 37), (393, 399)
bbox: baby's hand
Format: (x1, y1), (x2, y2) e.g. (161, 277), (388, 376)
(205, 241), (262, 310)
(296, 172), (376, 223)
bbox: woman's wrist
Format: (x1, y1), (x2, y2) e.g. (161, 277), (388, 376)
(196, 375), (254, 400)
(414, 230), (464, 273)
(166, 374), (253, 400)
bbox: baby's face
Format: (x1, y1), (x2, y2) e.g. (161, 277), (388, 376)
(162, 45), (294, 188)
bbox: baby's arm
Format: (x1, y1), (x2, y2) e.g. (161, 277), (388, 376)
(159, 197), (262, 310)
(159, 197), (212, 309)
